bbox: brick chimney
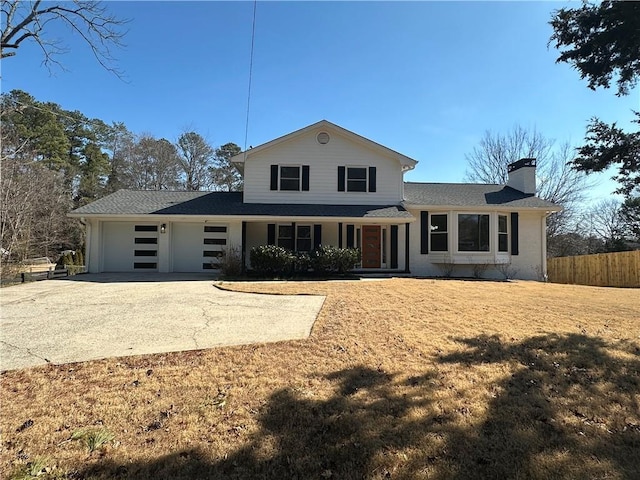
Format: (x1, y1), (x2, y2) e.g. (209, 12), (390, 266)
(507, 158), (536, 195)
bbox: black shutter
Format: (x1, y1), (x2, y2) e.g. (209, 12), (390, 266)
(313, 224), (322, 250)
(368, 166), (377, 192)
(346, 224), (355, 248)
(338, 222), (343, 248)
(391, 225), (398, 269)
(241, 221), (247, 273)
(338, 166), (346, 192)
(405, 223), (410, 273)
(511, 212), (519, 256)
(302, 165), (310, 191)
(291, 222), (296, 251)
(420, 211), (429, 254)
(270, 165), (278, 190)
(267, 224), (276, 245)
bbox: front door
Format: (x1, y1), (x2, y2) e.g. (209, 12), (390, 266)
(361, 225), (381, 268)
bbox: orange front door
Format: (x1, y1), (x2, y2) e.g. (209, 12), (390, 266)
(361, 225), (381, 268)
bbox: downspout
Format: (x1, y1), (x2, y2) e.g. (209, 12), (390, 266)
(541, 211), (552, 281)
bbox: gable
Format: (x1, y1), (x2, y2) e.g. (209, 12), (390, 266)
(232, 120), (418, 171)
(240, 121), (415, 205)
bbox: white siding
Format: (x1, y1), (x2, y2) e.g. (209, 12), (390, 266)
(243, 127), (404, 205)
(406, 208), (547, 280)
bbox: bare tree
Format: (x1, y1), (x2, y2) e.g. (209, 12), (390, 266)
(582, 199), (628, 252)
(122, 135), (181, 191)
(0, 156), (74, 271)
(465, 125), (592, 236)
(1, 0), (127, 76)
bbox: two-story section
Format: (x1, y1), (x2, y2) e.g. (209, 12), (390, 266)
(232, 120), (418, 271)
(70, 120), (559, 278)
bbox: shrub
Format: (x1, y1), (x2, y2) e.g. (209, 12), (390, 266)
(249, 245), (360, 277)
(293, 251), (311, 274)
(219, 246), (243, 277)
(310, 245), (360, 274)
(249, 245), (294, 277)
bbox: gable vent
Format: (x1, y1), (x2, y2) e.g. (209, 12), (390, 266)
(317, 132), (330, 144)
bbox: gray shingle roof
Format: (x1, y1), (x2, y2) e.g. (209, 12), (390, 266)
(403, 182), (560, 209)
(70, 190), (413, 219)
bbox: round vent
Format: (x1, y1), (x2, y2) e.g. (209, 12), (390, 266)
(316, 132), (330, 144)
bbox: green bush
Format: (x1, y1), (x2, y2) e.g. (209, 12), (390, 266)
(293, 251), (311, 274)
(250, 245), (361, 277)
(310, 245), (361, 274)
(249, 245), (294, 276)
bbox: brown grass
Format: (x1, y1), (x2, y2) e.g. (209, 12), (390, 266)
(1, 279), (639, 479)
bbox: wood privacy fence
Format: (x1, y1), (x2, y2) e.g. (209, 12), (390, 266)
(547, 250), (640, 288)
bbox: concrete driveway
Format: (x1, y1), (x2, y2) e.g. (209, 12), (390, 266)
(0, 273), (325, 371)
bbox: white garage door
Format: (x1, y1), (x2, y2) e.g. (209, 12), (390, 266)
(103, 223), (159, 272)
(172, 223), (227, 272)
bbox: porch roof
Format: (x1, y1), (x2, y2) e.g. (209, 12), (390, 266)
(70, 190), (413, 219)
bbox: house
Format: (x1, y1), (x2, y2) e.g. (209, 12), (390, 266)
(69, 120), (560, 279)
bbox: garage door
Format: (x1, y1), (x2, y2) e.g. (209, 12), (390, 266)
(103, 223), (159, 272)
(172, 223), (227, 272)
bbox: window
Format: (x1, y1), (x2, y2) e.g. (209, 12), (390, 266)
(338, 166), (376, 192)
(280, 166), (300, 191)
(135, 225), (158, 232)
(204, 238), (226, 245)
(204, 226), (226, 233)
(134, 250), (157, 257)
(277, 225), (294, 250)
(135, 237), (157, 244)
(458, 214), (490, 252)
(271, 165), (309, 191)
(347, 167), (367, 192)
(430, 214), (448, 251)
(134, 262), (156, 269)
(296, 225), (312, 252)
(498, 215), (509, 252)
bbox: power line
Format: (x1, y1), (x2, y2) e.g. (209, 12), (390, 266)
(6, 98), (111, 130)
(243, 0), (257, 157)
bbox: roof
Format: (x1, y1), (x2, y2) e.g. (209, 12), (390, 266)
(403, 182), (561, 210)
(70, 190), (413, 219)
(231, 120), (418, 171)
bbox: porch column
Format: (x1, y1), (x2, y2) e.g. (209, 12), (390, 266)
(241, 221), (247, 274)
(405, 223), (410, 274)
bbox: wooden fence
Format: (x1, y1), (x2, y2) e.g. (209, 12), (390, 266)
(547, 250), (640, 288)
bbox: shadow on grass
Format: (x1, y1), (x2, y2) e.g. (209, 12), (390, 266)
(75, 335), (640, 479)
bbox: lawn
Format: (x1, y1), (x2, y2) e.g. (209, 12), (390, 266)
(1, 279), (639, 479)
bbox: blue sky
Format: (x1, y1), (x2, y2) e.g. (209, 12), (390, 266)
(3, 1), (638, 202)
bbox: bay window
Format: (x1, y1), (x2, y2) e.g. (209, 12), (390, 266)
(498, 215), (509, 252)
(458, 214), (490, 252)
